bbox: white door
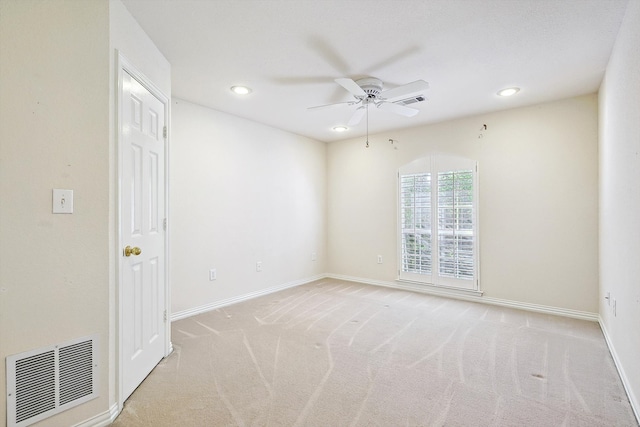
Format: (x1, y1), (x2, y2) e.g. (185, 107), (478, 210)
(120, 69), (167, 401)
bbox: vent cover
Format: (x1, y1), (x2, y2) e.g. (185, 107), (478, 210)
(396, 95), (426, 106)
(6, 335), (99, 427)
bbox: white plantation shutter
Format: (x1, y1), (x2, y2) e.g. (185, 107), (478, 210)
(437, 170), (474, 281)
(400, 173), (432, 279)
(398, 156), (478, 290)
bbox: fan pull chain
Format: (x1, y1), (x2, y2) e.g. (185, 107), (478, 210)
(365, 103), (370, 148)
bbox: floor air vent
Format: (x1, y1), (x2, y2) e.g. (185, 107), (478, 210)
(6, 335), (99, 427)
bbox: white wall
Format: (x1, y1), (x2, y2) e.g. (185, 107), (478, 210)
(170, 99), (327, 316)
(599, 0), (640, 417)
(109, 0), (171, 97)
(0, 1), (110, 425)
(328, 95), (599, 314)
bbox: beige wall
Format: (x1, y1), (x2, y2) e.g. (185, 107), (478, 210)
(0, 1), (170, 425)
(0, 1), (110, 425)
(170, 99), (327, 317)
(599, 0), (640, 417)
(328, 95), (599, 313)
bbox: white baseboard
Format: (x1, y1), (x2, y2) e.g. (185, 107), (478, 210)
(170, 274), (328, 321)
(171, 272), (599, 323)
(327, 273), (599, 322)
(598, 317), (640, 425)
(72, 403), (119, 427)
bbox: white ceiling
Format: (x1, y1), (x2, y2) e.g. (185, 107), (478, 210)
(121, 0), (629, 143)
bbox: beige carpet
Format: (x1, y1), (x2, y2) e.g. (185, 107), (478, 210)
(112, 279), (637, 426)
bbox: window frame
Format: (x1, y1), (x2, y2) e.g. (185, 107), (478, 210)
(397, 155), (479, 291)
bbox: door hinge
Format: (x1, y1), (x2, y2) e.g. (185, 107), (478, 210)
(163, 126), (167, 139)
(163, 310), (167, 322)
(163, 218), (167, 231)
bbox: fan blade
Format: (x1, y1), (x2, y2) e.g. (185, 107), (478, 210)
(307, 101), (357, 110)
(335, 78), (366, 97)
(272, 76), (340, 85)
(380, 80), (429, 102)
(363, 46), (422, 75)
(307, 36), (350, 74)
(348, 107), (366, 126)
(377, 102), (419, 117)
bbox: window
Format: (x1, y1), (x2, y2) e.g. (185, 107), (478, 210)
(398, 156), (478, 290)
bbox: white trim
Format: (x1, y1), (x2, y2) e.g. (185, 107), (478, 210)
(327, 274), (598, 322)
(171, 274), (328, 322)
(480, 295), (598, 321)
(115, 51), (171, 411)
(72, 403), (119, 427)
(598, 317), (640, 424)
(173, 271), (599, 328)
(396, 278), (484, 296)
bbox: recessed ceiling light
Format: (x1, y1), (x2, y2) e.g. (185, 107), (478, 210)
(332, 126), (348, 132)
(497, 87), (520, 97)
(230, 85), (252, 95)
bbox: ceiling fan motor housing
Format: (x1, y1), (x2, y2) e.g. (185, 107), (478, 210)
(355, 77), (383, 99)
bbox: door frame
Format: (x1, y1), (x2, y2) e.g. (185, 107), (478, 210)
(115, 51), (171, 410)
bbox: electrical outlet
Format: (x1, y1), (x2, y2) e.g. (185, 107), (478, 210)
(256, 261), (262, 272)
(209, 269), (216, 281)
(377, 255), (383, 264)
(311, 252), (317, 261)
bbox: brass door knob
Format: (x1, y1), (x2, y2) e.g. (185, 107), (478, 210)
(124, 246), (142, 257)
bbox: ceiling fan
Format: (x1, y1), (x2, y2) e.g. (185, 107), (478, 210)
(309, 77), (429, 126)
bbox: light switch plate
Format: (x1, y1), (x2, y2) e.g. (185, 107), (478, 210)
(53, 189), (73, 214)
